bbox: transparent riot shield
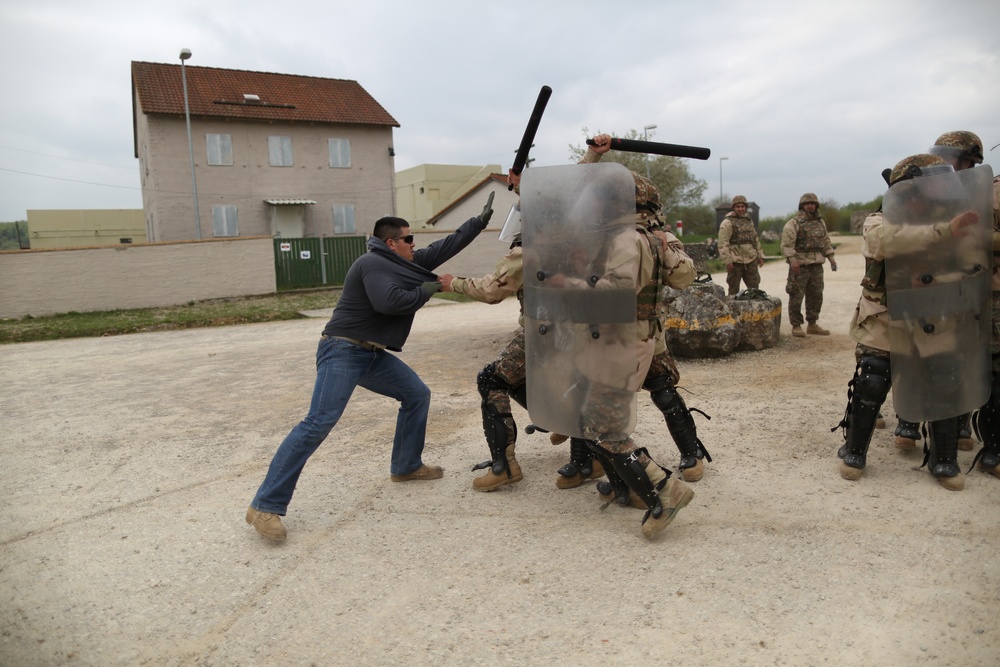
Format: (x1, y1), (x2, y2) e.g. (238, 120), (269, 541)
(521, 163), (638, 439)
(883, 165), (994, 422)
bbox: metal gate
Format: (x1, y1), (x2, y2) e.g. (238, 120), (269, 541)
(273, 236), (367, 290)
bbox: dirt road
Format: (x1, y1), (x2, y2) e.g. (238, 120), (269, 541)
(1, 235), (998, 666)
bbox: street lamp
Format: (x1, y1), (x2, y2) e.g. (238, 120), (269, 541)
(179, 48), (202, 239)
(643, 124), (657, 178)
(719, 156), (729, 205)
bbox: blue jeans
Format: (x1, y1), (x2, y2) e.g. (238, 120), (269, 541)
(251, 337), (432, 515)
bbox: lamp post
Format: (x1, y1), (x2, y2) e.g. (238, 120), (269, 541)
(719, 156), (729, 205)
(179, 48), (202, 239)
(643, 124), (657, 178)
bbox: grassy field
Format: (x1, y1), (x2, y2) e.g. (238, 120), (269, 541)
(0, 290), (472, 344)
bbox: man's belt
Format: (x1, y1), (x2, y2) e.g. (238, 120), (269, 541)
(321, 335), (383, 351)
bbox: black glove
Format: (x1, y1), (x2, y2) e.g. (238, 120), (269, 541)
(479, 191), (495, 224)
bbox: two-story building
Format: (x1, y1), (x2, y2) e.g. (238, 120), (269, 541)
(131, 61), (399, 242)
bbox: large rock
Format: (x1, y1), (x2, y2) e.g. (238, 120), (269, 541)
(726, 293), (782, 351)
(662, 282), (739, 358)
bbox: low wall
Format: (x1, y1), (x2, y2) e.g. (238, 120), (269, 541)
(0, 237), (276, 318)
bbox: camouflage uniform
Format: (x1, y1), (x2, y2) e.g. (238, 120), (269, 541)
(573, 207), (699, 535)
(718, 195), (764, 296)
(781, 194), (835, 329)
(460, 142), (614, 492)
(838, 155), (974, 489)
(929, 131), (1000, 476)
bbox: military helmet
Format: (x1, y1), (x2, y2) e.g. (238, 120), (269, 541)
(929, 130), (984, 168)
(888, 154), (951, 186)
(631, 171), (662, 215)
(731, 195), (748, 207)
(798, 192), (819, 209)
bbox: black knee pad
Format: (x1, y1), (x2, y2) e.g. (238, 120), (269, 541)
(478, 361), (526, 409)
(854, 355), (891, 405)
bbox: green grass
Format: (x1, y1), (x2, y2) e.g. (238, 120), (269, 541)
(0, 289), (475, 344)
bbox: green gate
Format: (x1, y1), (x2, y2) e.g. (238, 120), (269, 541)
(274, 236), (367, 290)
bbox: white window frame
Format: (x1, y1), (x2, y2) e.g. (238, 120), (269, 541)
(268, 136), (293, 166)
(206, 134), (233, 166)
(328, 138), (352, 168)
(332, 204), (356, 234)
(212, 205), (239, 237)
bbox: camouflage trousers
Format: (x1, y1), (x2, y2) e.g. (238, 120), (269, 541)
(786, 263), (825, 326)
(578, 346), (680, 465)
(726, 261), (761, 296)
(485, 328), (526, 446)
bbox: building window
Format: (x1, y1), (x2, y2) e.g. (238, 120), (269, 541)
(268, 136), (293, 166)
(206, 134), (233, 165)
(328, 138), (352, 168)
(212, 205), (239, 237)
(333, 204), (356, 234)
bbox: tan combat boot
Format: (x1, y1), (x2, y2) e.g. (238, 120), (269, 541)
(807, 323), (830, 335)
(791, 325), (806, 337)
(681, 458), (704, 483)
(555, 459), (605, 489)
(641, 463), (694, 538)
(549, 433), (569, 445)
(839, 460), (864, 481)
(473, 446), (523, 492)
(936, 473), (965, 491)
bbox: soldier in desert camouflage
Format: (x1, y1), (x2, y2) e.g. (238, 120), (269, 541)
(781, 193), (838, 337)
(718, 195), (765, 296)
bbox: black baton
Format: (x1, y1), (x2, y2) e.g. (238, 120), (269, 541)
(586, 137), (711, 161)
(509, 85), (552, 190)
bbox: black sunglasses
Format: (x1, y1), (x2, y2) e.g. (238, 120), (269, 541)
(389, 234), (414, 244)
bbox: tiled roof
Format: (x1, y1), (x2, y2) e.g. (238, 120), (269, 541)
(131, 61), (399, 127)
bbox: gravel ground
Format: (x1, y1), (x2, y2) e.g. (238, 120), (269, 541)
(1, 235), (998, 666)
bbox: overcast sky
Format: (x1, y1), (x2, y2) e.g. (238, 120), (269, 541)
(1, 0), (998, 223)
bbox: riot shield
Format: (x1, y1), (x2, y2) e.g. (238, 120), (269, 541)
(883, 165), (994, 422)
(521, 163), (638, 439)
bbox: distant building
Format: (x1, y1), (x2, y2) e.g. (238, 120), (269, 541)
(27, 209), (147, 249)
(424, 174), (516, 231)
(396, 164), (501, 229)
(131, 61), (399, 242)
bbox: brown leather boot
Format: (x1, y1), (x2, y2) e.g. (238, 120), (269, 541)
(472, 446), (523, 491)
(791, 325), (805, 337)
(807, 323), (830, 335)
(246, 506), (287, 542)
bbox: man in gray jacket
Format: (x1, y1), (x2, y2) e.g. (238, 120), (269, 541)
(247, 200), (493, 541)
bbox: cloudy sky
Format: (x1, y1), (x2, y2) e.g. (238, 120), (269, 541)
(1, 0), (998, 222)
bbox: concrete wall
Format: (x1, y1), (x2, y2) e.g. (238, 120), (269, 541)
(0, 237), (276, 318)
(27, 209), (147, 249)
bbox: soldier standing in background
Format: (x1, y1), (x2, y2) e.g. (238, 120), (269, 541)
(781, 193), (837, 337)
(718, 195), (765, 296)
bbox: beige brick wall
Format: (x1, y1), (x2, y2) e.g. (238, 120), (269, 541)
(0, 237), (276, 318)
